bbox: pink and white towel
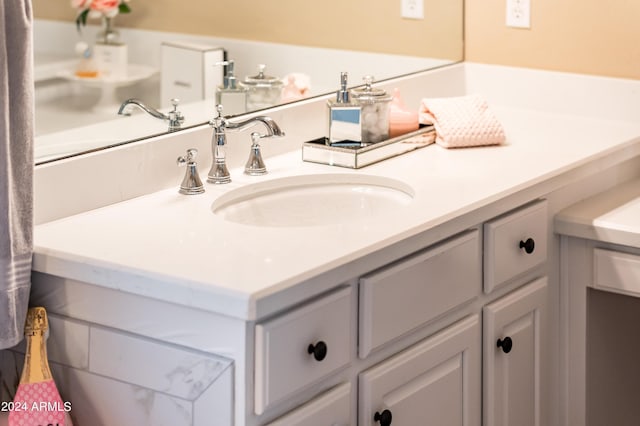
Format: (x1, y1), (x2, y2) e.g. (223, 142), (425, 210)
(419, 94), (506, 148)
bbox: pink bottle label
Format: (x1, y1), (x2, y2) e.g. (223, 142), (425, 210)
(8, 380), (67, 426)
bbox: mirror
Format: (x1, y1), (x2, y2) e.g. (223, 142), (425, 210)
(32, 0), (463, 164)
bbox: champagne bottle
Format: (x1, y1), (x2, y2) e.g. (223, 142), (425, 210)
(9, 307), (72, 426)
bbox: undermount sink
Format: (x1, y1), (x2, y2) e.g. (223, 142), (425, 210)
(211, 174), (414, 227)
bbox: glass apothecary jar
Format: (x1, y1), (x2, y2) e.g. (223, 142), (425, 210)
(351, 76), (392, 143)
(240, 64), (284, 111)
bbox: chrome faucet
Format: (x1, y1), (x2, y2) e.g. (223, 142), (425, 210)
(207, 105), (285, 184)
(118, 98), (185, 132)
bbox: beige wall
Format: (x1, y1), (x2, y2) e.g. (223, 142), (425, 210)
(34, 0), (463, 61)
(465, 0), (640, 79)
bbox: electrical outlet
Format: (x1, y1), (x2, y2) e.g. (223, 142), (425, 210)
(506, 0), (530, 28)
(401, 0), (424, 20)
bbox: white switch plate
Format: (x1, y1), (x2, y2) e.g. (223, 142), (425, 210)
(402, 0), (424, 20)
(506, 0), (530, 28)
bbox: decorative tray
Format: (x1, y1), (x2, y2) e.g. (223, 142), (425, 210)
(302, 126), (435, 169)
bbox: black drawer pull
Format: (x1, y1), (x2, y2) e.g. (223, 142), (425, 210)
(307, 341), (327, 361)
(497, 336), (513, 353)
(374, 409), (393, 425)
(519, 238), (535, 254)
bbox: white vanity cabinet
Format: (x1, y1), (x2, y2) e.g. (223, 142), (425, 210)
(483, 277), (547, 426)
(359, 315), (481, 426)
(259, 200), (551, 426)
(554, 178), (640, 426)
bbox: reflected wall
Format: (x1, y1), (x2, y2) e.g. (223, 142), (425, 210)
(34, 0), (463, 61)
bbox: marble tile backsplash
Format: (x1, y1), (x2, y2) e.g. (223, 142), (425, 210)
(0, 313), (233, 425)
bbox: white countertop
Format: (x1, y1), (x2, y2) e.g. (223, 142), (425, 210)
(555, 178), (640, 248)
(32, 63), (640, 320)
(33, 98), (640, 320)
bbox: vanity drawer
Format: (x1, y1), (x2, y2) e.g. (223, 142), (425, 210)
(265, 382), (351, 426)
(484, 200), (548, 293)
(254, 287), (352, 415)
(359, 229), (481, 359)
(594, 249), (640, 297)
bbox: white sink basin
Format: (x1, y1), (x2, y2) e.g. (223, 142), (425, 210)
(211, 174), (414, 227)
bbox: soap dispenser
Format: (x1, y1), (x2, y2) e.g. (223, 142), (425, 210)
(327, 72), (362, 145)
(215, 60), (247, 115)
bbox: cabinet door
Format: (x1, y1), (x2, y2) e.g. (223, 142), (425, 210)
(359, 315), (481, 426)
(483, 277), (547, 426)
(254, 287), (352, 415)
(265, 382), (351, 426)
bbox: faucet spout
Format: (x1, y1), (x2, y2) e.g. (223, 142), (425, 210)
(118, 98), (165, 120)
(118, 98), (185, 131)
(226, 116), (285, 138)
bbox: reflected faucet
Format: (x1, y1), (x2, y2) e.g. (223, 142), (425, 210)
(208, 105), (285, 184)
(118, 98), (185, 132)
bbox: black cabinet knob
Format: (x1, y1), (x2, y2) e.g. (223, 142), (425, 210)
(519, 238), (535, 254)
(374, 409), (393, 426)
(307, 341), (327, 361)
(497, 336), (513, 353)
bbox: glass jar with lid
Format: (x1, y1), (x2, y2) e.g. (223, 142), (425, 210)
(351, 75), (393, 143)
(240, 64), (284, 111)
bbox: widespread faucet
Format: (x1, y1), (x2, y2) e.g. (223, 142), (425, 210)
(207, 105), (285, 184)
(118, 98), (185, 132)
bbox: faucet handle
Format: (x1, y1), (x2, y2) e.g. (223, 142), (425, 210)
(177, 149), (205, 195)
(167, 98), (185, 132)
(244, 132), (268, 176)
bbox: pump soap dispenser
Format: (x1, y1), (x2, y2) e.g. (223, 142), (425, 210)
(327, 72), (362, 146)
(215, 60), (247, 115)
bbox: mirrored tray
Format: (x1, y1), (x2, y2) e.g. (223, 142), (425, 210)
(302, 126), (435, 169)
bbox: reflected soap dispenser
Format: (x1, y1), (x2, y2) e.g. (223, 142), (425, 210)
(215, 60), (247, 115)
(327, 72), (362, 146)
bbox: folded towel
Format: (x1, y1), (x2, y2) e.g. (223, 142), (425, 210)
(419, 94), (505, 148)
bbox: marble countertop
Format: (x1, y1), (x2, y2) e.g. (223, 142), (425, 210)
(33, 104), (640, 320)
(555, 178), (640, 248)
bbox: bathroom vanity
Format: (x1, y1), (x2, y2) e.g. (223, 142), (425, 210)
(555, 178), (640, 426)
(2, 63), (640, 425)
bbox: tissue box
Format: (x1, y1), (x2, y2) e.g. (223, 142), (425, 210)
(94, 42), (128, 79)
(161, 41), (225, 108)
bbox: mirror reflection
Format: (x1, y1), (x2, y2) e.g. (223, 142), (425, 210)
(32, 0), (463, 164)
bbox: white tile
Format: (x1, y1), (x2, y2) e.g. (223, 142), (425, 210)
(47, 314), (90, 370)
(89, 327), (231, 400)
(193, 363), (233, 426)
(61, 367), (193, 426)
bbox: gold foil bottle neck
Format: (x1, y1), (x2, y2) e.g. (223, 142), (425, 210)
(24, 307), (49, 337)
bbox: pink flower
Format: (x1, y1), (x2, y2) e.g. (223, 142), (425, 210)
(90, 0), (119, 13)
(73, 0), (131, 28)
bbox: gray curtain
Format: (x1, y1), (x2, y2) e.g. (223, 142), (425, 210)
(0, 0), (34, 349)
